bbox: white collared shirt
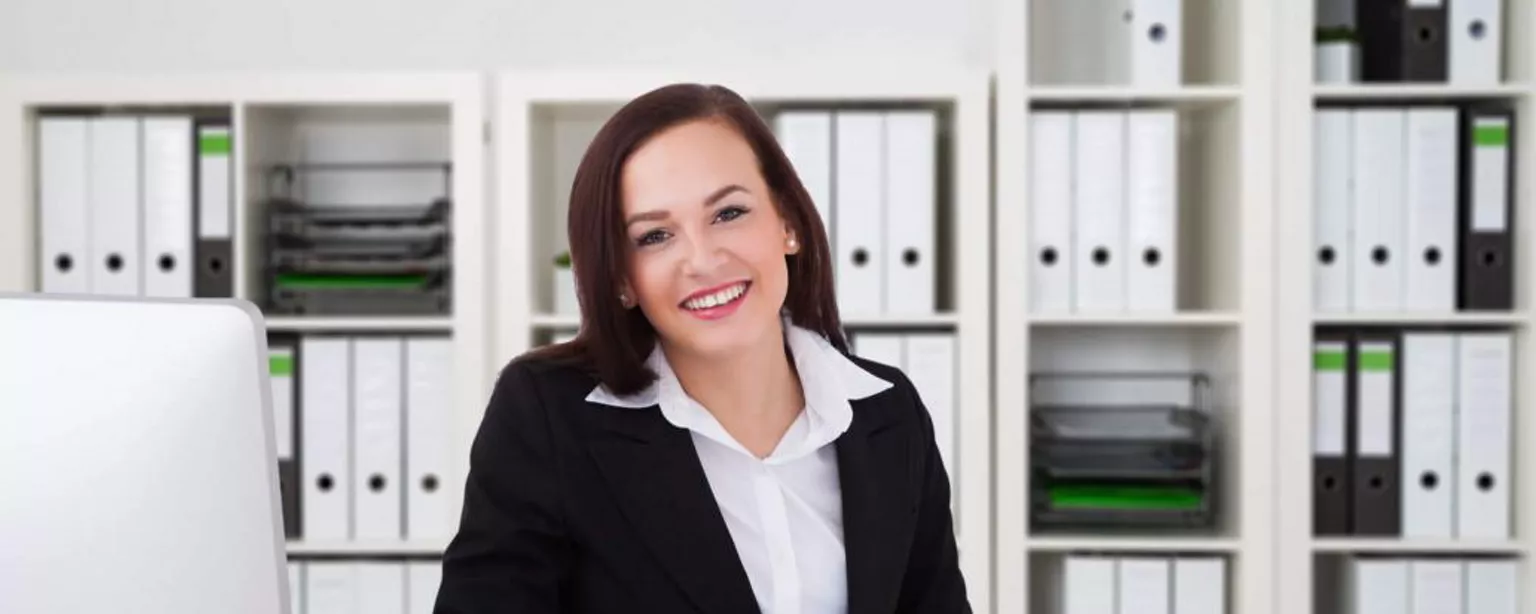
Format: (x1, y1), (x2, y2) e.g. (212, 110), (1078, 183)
(586, 323), (893, 614)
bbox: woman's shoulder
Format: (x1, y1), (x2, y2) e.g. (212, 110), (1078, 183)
(493, 349), (602, 404)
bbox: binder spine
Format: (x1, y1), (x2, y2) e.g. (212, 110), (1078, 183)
(1458, 105), (1516, 310)
(1350, 332), (1402, 536)
(1401, 2), (1450, 81)
(270, 341), (302, 539)
(1357, 0), (1450, 82)
(194, 118), (235, 298)
(1312, 336), (1352, 536)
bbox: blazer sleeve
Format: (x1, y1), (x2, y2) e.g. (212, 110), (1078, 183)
(434, 362), (571, 613)
(895, 374), (973, 614)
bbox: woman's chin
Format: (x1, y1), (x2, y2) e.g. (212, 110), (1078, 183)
(660, 303), (778, 357)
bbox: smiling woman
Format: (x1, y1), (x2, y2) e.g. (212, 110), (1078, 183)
(433, 83), (971, 614)
(542, 83), (843, 396)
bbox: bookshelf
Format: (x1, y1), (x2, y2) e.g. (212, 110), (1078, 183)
(492, 66), (994, 614)
(995, 0), (1276, 612)
(0, 73), (490, 562)
(1275, 1), (1536, 614)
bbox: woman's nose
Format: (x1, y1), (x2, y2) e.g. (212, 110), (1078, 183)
(679, 232), (726, 274)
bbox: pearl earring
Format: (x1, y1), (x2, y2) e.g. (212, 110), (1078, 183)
(787, 236), (798, 250)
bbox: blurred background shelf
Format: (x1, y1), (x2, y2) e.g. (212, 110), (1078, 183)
(264, 316), (455, 333)
(1312, 538), (1527, 555)
(1312, 83), (1532, 100)
(286, 540), (448, 557)
(1027, 535), (1241, 554)
(1029, 312), (1243, 328)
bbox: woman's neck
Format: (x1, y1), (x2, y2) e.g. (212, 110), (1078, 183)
(663, 322), (805, 458)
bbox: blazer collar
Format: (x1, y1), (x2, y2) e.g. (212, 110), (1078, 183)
(580, 322), (914, 614)
(584, 320), (892, 460)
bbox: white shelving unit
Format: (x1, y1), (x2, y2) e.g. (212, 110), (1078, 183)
(1274, 1), (1536, 614)
(493, 66), (994, 613)
(995, 0), (1276, 612)
(0, 72), (490, 559)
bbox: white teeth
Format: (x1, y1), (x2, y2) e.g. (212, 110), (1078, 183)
(684, 283), (747, 310)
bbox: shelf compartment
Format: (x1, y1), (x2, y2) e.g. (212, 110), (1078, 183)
(1028, 551), (1232, 614)
(1024, 99), (1245, 315)
(242, 102), (454, 317)
(1030, 372), (1218, 532)
(1028, 0), (1241, 86)
(1029, 326), (1245, 539)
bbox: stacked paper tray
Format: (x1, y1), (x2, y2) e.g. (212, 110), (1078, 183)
(265, 197), (452, 316)
(1028, 373), (1217, 531)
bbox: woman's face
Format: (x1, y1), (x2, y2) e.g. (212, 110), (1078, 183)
(618, 118), (799, 359)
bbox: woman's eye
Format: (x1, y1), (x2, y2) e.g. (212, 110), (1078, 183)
(716, 205), (748, 223)
(637, 229), (669, 246)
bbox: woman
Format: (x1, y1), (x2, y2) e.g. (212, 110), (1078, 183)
(434, 82), (969, 614)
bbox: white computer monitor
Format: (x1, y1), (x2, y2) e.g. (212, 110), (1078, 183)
(0, 293), (290, 614)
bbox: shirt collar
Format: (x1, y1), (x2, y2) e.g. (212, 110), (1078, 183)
(584, 320), (893, 461)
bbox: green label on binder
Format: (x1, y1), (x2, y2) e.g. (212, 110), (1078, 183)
(1358, 350), (1394, 371)
(200, 132), (232, 155)
(1313, 350), (1347, 371)
(1474, 123), (1509, 147)
(269, 354), (294, 376)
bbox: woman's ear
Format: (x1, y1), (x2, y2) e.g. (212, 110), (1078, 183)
(783, 222), (800, 255)
(617, 281), (636, 309)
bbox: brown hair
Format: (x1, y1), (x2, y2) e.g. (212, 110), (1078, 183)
(521, 83), (845, 396)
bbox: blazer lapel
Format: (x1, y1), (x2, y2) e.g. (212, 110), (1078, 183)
(585, 403), (761, 614)
(838, 396), (919, 614)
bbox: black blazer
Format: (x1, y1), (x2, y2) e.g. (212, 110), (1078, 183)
(433, 352), (971, 614)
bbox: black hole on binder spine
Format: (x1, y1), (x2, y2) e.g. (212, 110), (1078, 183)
(1143, 248), (1161, 266)
(1148, 23), (1166, 42)
(206, 256), (225, 273)
(1478, 473), (1496, 490)
(106, 254), (123, 272)
(1471, 20), (1487, 39)
(1424, 247), (1442, 265)
(1041, 247), (1059, 266)
(318, 474), (334, 492)
(852, 248), (869, 266)
(1371, 246), (1390, 265)
(1321, 475), (1338, 490)
(1417, 26), (1436, 43)
(1481, 249), (1501, 266)
(1318, 246), (1336, 264)
(369, 475), (386, 492)
(1092, 247), (1110, 266)
(1369, 475), (1385, 490)
(423, 475), (440, 493)
(158, 254), (175, 272)
(903, 248), (920, 266)
(1421, 471), (1439, 490)
(54, 254), (73, 272)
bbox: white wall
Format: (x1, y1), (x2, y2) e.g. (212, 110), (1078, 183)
(0, 0), (994, 72)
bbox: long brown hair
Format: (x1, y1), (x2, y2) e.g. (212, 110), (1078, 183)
(521, 83), (844, 396)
